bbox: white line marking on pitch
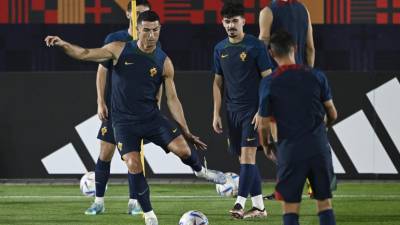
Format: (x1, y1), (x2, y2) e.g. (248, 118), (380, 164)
(0, 194), (400, 199)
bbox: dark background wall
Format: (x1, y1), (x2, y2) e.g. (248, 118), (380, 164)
(0, 25), (399, 72)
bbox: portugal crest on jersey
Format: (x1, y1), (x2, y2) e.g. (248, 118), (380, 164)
(150, 67), (157, 77)
(240, 51), (247, 62)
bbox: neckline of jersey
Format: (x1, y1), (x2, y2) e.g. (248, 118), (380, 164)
(277, 0), (298, 5)
(226, 33), (247, 46)
(131, 41), (156, 57)
(273, 64), (304, 77)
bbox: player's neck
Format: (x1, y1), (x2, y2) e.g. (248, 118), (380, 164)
(276, 58), (296, 66)
(228, 33), (245, 44)
(137, 40), (156, 53)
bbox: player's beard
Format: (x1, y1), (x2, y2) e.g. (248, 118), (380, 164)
(145, 39), (157, 48)
(227, 29), (237, 38)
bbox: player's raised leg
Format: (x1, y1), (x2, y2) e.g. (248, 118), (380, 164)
(144, 114), (226, 184)
(166, 135), (226, 184)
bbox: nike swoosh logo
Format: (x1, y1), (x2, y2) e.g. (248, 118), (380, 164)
(221, 54), (228, 58)
(172, 128), (178, 133)
(247, 138), (256, 142)
(125, 61), (134, 65)
(138, 187), (149, 196)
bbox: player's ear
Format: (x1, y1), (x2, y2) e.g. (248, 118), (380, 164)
(126, 10), (131, 20)
(293, 45), (297, 54)
(268, 49), (274, 58)
(242, 16), (246, 26)
(136, 24), (140, 34)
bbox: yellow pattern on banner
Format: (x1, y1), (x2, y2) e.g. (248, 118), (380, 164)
(131, 0), (138, 40)
(57, 0), (85, 24)
(131, 0), (143, 175)
(302, 0), (324, 24)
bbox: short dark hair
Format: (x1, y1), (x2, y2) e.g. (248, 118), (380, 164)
(137, 10), (160, 24)
(220, 2), (244, 18)
(269, 30), (296, 57)
(127, 0), (151, 12)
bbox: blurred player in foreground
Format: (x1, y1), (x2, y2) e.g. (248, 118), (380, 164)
(258, 30), (337, 225)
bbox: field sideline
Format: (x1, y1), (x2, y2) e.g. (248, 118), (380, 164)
(1, 183), (399, 225)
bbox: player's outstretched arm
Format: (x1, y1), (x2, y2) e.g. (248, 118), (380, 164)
(212, 74), (224, 134)
(163, 57), (207, 150)
(96, 64), (109, 121)
(258, 6), (273, 47)
(44, 36), (123, 62)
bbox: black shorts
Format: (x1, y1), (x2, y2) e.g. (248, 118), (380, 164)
(226, 109), (259, 156)
(113, 114), (181, 157)
(97, 116), (116, 145)
(275, 152), (334, 203)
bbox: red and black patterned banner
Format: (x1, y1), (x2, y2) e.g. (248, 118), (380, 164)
(0, 0), (399, 24)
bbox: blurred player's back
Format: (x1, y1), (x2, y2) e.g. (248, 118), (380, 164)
(270, 0), (308, 64)
(260, 65), (331, 163)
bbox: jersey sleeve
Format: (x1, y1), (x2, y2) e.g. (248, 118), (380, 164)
(256, 40), (273, 73)
(212, 47), (223, 76)
(99, 34), (114, 70)
(315, 70), (333, 102)
(258, 76), (273, 117)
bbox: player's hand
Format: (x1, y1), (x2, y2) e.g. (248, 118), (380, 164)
(251, 112), (261, 130)
(44, 36), (64, 47)
(263, 146), (277, 164)
(97, 101), (108, 122)
(183, 132), (208, 150)
(212, 115), (223, 134)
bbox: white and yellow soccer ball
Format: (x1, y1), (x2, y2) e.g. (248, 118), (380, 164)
(216, 172), (240, 197)
(179, 210), (209, 225)
(80, 171), (96, 197)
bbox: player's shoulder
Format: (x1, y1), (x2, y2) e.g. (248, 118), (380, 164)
(310, 67), (326, 77)
(214, 38), (229, 51)
(260, 5), (272, 13)
(244, 34), (264, 47)
(152, 45), (168, 65)
(245, 34), (259, 42)
(104, 29), (129, 44)
(156, 45), (168, 58)
(307, 67), (329, 84)
(290, 0), (308, 13)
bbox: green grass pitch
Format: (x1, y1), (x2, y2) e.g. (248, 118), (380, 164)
(0, 182), (399, 225)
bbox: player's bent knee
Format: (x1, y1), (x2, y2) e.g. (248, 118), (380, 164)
(176, 146), (191, 159)
(283, 202), (300, 214)
(316, 199), (332, 212)
(123, 152), (142, 174)
(168, 136), (191, 158)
